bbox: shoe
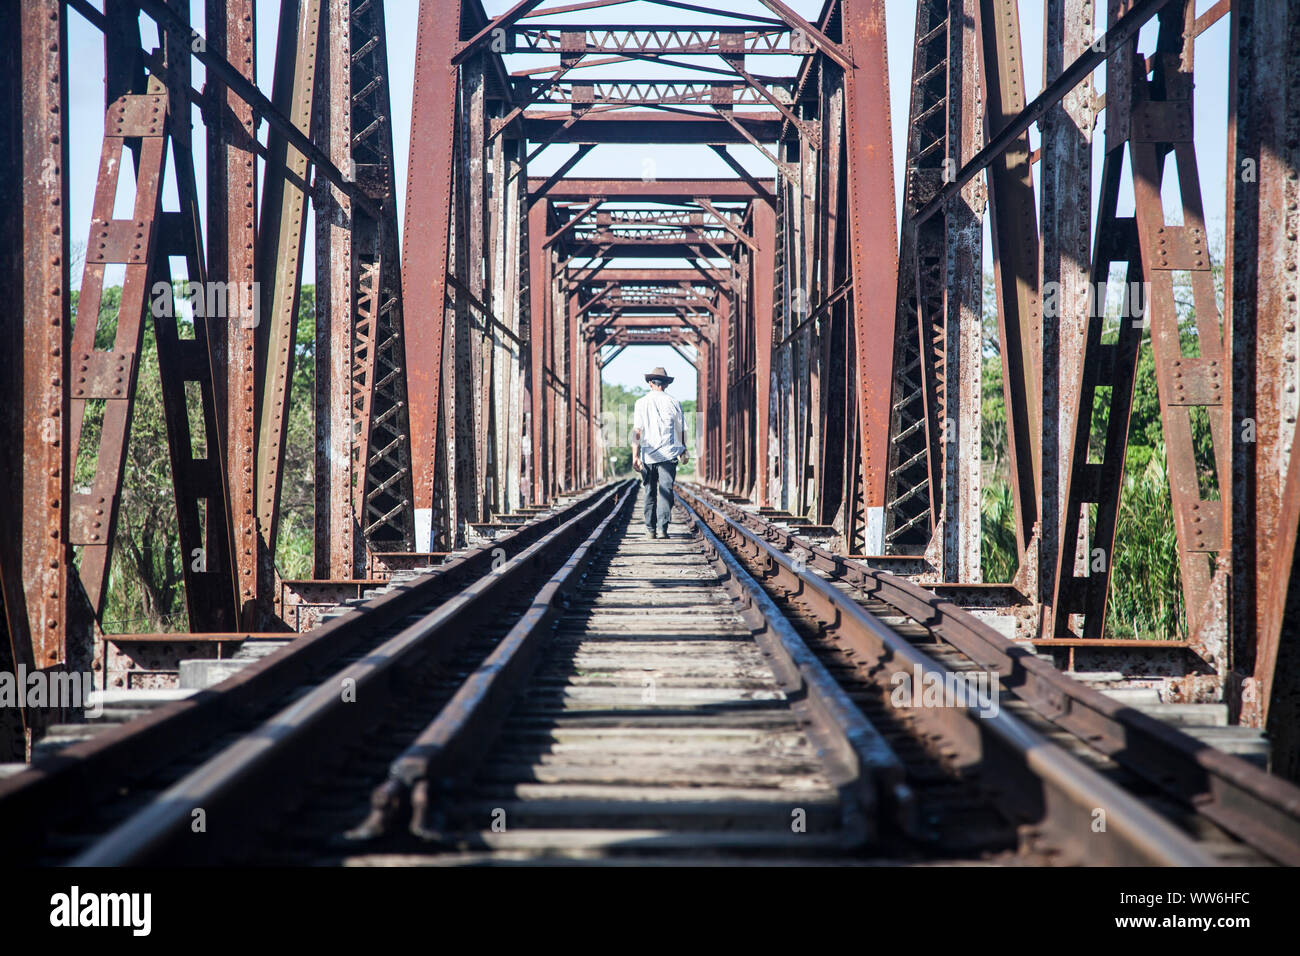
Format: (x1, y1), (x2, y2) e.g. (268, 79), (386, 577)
(650, 529), (659, 539)
(659, 528), (671, 539)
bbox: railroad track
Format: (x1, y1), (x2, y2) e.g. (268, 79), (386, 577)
(2, 479), (1298, 866)
(676, 482), (1300, 867)
(0, 481), (619, 863)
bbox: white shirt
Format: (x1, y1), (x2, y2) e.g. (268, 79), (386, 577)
(634, 390), (686, 464)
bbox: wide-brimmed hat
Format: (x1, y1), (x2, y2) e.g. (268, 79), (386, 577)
(644, 366), (674, 384)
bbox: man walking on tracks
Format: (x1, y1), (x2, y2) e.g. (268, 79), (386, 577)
(631, 366), (688, 538)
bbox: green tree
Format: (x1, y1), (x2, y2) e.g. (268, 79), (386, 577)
(71, 285), (189, 632)
(979, 251), (1224, 637)
(274, 287), (317, 579)
(69, 284), (320, 630)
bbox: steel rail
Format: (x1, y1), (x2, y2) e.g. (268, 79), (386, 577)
(0, 483), (614, 861)
(684, 501), (915, 845)
(70, 481), (636, 866)
(350, 478), (916, 849)
(352, 480), (639, 841)
(683, 483), (1300, 866)
(677, 486), (1217, 866)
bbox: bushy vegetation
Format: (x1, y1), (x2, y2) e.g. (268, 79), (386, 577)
(73, 291), (701, 632)
(980, 259), (1223, 640)
(71, 284), (317, 632)
(273, 288), (317, 581)
(71, 286), (189, 632)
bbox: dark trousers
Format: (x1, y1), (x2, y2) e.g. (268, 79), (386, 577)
(642, 460), (677, 532)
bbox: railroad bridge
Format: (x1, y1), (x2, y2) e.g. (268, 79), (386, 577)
(1, 0), (1300, 865)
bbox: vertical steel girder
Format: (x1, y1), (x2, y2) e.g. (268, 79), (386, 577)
(951, 0), (985, 583)
(1037, 0), (1095, 617)
(152, 0), (241, 633)
(313, 0), (417, 574)
(568, 294), (581, 490)
(1227, 0), (1300, 775)
(882, 0), (980, 577)
(465, 51), (489, 520)
(207, 0), (261, 627)
(752, 202), (777, 508)
(0, 0), (72, 754)
(842, 0), (900, 554)
(548, 245), (567, 498)
(490, 136), (527, 515)
(813, 55), (849, 530)
(980, 0), (1043, 578)
(10, 0), (71, 666)
(884, 0), (948, 556)
(256, 0), (320, 560)
(314, 0), (358, 579)
(528, 199), (551, 506)
(402, 0), (462, 549)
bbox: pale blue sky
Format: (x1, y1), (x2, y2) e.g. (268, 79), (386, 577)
(65, 0), (1232, 400)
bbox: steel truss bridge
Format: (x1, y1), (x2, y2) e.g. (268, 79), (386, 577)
(1, 0), (1299, 819)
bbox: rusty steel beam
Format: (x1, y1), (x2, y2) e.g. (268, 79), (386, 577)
(68, 1), (172, 625)
(507, 23), (806, 56)
(16, 0), (72, 671)
(1227, 0), (1300, 775)
(752, 201), (776, 507)
(206, 0), (261, 628)
(526, 144), (595, 206)
(517, 78), (786, 108)
(754, 0), (852, 69)
(565, 242), (738, 260)
(572, 268), (728, 284)
(528, 198), (551, 504)
(530, 177), (775, 200)
(568, 294), (581, 488)
(914, 0), (1180, 226)
(402, 0), (463, 549)
(521, 111), (786, 145)
(883, 0), (949, 556)
(1127, 5), (1230, 664)
(599, 344), (627, 368)
(314, 0), (358, 579)
(255, 0), (321, 560)
(134, 0), (376, 220)
(151, 0), (240, 633)
(352, 0), (416, 554)
(570, 230), (740, 244)
(810, 38), (845, 530)
(1, 0), (72, 755)
(932, 0), (984, 584)
(452, 0), (546, 66)
(1037, 0), (1095, 623)
(545, 198), (603, 248)
(979, 0), (1041, 576)
(710, 145), (780, 205)
(464, 50), (489, 526)
(591, 315), (700, 329)
(842, 0), (899, 553)
(604, 331), (700, 347)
